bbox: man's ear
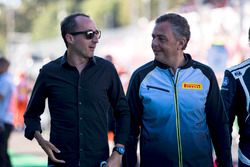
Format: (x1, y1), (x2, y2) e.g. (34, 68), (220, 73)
(178, 37), (187, 50)
(65, 34), (74, 44)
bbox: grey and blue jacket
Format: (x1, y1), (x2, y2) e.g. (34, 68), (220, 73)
(123, 54), (232, 167)
(221, 58), (250, 165)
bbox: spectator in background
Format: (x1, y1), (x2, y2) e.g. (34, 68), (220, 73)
(0, 57), (15, 167)
(14, 72), (32, 130)
(105, 54), (129, 91)
(105, 54), (127, 76)
(104, 54), (113, 63)
(123, 13), (232, 167)
(206, 42), (229, 73)
(24, 13), (130, 167)
(221, 27), (250, 167)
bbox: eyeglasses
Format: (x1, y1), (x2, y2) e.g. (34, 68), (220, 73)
(69, 30), (101, 40)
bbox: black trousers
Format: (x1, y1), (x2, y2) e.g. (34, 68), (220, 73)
(0, 123), (13, 167)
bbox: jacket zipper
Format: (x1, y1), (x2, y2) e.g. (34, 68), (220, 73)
(171, 70), (183, 167)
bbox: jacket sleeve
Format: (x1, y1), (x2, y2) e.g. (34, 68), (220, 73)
(122, 72), (142, 167)
(221, 70), (237, 139)
(205, 70), (232, 167)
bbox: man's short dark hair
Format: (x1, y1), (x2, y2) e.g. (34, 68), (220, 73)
(156, 13), (190, 50)
(61, 13), (89, 47)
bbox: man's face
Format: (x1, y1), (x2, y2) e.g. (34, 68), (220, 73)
(68, 16), (100, 59)
(151, 22), (181, 63)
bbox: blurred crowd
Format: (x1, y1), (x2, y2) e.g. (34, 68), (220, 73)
(0, 57), (33, 167)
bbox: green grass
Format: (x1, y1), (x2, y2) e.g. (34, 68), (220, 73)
(9, 150), (47, 167)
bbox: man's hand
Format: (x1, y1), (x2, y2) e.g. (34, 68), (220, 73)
(106, 151), (122, 167)
(106, 144), (124, 167)
(34, 131), (65, 164)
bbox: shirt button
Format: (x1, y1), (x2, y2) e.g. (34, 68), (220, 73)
(80, 148), (83, 152)
(79, 101), (82, 105)
(80, 133), (83, 136)
(79, 117), (83, 120)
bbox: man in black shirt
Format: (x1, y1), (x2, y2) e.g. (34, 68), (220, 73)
(24, 13), (130, 167)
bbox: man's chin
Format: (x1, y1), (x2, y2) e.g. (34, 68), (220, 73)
(154, 54), (162, 60)
(88, 53), (94, 58)
(154, 55), (166, 63)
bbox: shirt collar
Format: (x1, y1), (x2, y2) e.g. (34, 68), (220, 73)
(60, 51), (97, 68)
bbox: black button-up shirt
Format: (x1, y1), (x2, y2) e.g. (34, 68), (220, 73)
(24, 53), (130, 167)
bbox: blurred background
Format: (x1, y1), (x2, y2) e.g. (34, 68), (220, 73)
(0, 0), (249, 166)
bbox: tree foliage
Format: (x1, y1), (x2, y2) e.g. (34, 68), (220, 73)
(0, 0), (190, 54)
(0, 5), (7, 54)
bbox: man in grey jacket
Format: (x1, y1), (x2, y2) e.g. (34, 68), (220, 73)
(123, 13), (232, 167)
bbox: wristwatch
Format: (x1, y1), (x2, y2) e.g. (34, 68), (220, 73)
(113, 146), (125, 155)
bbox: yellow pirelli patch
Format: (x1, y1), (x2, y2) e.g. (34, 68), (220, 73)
(182, 82), (202, 89)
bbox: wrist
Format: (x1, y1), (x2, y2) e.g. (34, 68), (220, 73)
(112, 146), (125, 155)
(34, 131), (44, 145)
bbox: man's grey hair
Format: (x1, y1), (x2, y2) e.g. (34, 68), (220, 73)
(156, 13), (190, 50)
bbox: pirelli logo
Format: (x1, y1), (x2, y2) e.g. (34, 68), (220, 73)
(182, 82), (202, 89)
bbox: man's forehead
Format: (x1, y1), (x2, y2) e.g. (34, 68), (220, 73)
(152, 22), (170, 33)
(75, 16), (97, 29)
(75, 15), (91, 23)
